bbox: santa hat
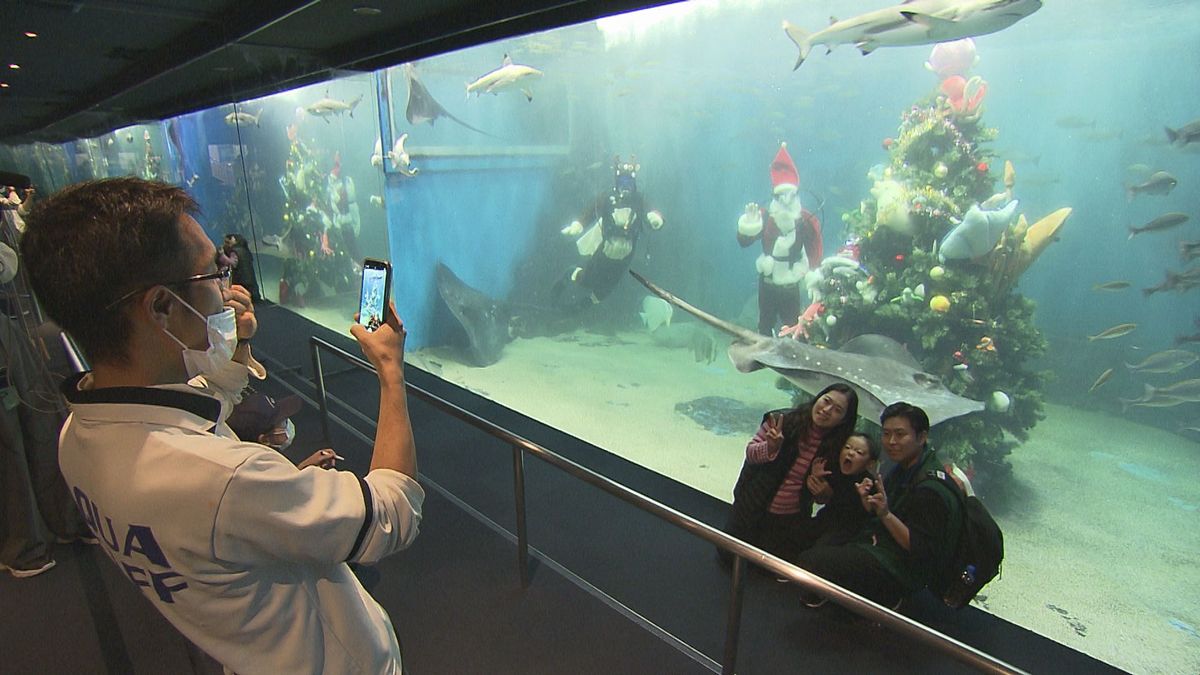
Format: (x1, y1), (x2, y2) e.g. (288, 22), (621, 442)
(770, 142), (799, 191)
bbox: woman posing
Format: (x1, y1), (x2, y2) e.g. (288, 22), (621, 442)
(721, 382), (859, 568)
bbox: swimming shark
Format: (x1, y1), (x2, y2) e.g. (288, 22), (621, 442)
(784, 0), (1043, 69)
(403, 64), (492, 136)
(630, 271), (985, 426)
(304, 92), (363, 122)
(224, 109), (262, 127)
(466, 54), (543, 102)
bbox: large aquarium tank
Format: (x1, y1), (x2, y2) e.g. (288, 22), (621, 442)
(4, 1), (1199, 672)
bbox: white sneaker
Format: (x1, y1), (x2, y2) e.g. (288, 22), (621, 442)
(2, 559), (56, 578)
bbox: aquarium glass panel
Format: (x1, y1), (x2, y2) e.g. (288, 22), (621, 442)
(379, 3), (1195, 672)
(2, 1), (1199, 671)
(236, 75), (390, 323)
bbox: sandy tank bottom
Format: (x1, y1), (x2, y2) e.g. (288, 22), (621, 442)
(405, 328), (1200, 675)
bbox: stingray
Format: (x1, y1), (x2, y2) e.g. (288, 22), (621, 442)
(436, 262), (514, 367)
(630, 271), (985, 427)
(404, 64), (492, 137)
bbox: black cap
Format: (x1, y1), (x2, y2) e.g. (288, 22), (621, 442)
(226, 393), (302, 441)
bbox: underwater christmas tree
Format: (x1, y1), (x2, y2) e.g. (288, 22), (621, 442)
(800, 53), (1070, 490)
(277, 131), (357, 305)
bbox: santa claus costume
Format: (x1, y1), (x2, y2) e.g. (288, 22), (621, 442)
(736, 142), (823, 335)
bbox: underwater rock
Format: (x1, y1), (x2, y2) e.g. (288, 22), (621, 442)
(674, 396), (762, 436)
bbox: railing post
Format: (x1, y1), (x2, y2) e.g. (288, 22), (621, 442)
(512, 443), (530, 588)
(309, 339), (331, 445)
(722, 556), (746, 675)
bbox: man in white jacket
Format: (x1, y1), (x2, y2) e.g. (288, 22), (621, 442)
(21, 177), (424, 674)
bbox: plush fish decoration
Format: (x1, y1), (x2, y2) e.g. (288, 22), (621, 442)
(939, 199), (1019, 261)
(639, 296), (673, 333)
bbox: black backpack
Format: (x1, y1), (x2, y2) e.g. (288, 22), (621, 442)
(919, 470), (1005, 609)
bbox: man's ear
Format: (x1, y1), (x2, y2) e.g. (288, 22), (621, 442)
(143, 286), (174, 328)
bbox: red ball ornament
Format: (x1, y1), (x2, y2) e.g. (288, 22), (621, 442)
(882, 137), (895, 150)
(894, 253), (905, 262)
(976, 161), (989, 173)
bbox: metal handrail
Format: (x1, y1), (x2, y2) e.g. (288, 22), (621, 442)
(309, 336), (1024, 675)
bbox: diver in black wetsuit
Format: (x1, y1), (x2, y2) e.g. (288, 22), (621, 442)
(553, 157), (664, 312)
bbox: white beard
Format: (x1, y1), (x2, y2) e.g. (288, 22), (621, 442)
(768, 197), (802, 234)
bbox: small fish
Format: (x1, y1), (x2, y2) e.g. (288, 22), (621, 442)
(1092, 280), (1131, 291)
(1181, 240), (1200, 263)
(1128, 212), (1189, 240)
(1144, 267), (1200, 296)
(1155, 378), (1200, 402)
(1118, 384), (1189, 411)
(1165, 118), (1200, 146)
(1088, 323), (1137, 341)
(1126, 349), (1199, 374)
(1055, 115), (1095, 129)
(1125, 171), (1177, 200)
(1088, 368), (1114, 393)
(1083, 128), (1123, 142)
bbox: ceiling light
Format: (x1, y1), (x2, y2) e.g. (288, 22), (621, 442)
(8, 64), (19, 70)
(24, 31), (38, 38)
(352, 6), (382, 16)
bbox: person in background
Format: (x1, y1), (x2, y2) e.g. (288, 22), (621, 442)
(554, 156), (665, 311)
(1, 184), (35, 236)
(736, 142), (822, 336)
(720, 382), (859, 570)
(795, 402), (959, 609)
(222, 233), (261, 302)
(20, 177), (424, 674)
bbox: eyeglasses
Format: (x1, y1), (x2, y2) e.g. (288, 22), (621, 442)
(105, 266), (231, 310)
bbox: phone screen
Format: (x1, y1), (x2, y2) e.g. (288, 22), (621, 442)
(358, 259), (391, 332)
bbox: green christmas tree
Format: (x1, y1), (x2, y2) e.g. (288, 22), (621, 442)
(799, 79), (1069, 491)
(278, 137), (356, 305)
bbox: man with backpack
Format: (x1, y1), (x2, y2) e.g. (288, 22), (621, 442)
(795, 402), (962, 609)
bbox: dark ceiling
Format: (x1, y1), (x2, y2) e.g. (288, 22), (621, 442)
(0, 0), (667, 145)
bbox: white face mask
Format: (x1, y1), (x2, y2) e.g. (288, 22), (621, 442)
(162, 289), (237, 379)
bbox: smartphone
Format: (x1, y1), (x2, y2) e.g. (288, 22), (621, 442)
(357, 258), (392, 332)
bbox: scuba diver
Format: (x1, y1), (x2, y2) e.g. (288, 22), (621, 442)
(553, 156), (664, 312)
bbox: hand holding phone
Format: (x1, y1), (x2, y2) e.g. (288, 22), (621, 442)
(357, 258), (392, 333)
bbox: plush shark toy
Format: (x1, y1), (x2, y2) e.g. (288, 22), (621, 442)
(939, 198), (1019, 261)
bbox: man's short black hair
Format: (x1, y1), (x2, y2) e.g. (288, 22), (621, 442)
(880, 401), (930, 436)
(20, 177), (199, 365)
